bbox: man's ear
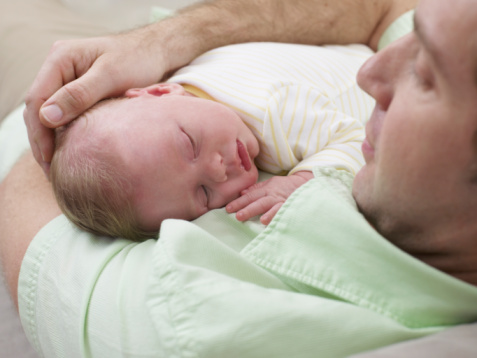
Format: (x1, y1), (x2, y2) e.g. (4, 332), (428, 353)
(125, 83), (186, 98)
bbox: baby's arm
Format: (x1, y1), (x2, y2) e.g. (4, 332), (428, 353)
(226, 171), (313, 225)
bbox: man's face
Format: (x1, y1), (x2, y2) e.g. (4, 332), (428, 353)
(100, 86), (259, 232)
(353, 0), (477, 254)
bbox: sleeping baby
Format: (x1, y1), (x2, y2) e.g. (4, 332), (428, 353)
(50, 42), (374, 241)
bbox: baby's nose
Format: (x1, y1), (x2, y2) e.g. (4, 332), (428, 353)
(208, 153), (227, 183)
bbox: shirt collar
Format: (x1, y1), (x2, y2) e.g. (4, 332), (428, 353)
(243, 167), (477, 328)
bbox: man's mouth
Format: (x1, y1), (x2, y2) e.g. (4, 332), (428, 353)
(361, 136), (375, 162)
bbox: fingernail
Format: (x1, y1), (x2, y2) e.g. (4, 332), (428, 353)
(41, 104), (63, 123)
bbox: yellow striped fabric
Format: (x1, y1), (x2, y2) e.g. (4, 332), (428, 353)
(169, 42), (375, 176)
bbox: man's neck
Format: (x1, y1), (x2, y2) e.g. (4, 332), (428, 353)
(397, 228), (477, 288)
(416, 238), (477, 287)
(366, 210), (477, 288)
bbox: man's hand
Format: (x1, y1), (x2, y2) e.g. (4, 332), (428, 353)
(23, 28), (170, 176)
(226, 171), (314, 225)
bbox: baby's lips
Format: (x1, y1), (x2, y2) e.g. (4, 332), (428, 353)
(237, 140), (252, 171)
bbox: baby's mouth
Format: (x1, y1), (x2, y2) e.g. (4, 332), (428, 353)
(237, 140), (252, 171)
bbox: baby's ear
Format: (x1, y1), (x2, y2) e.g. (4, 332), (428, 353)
(125, 83), (186, 98)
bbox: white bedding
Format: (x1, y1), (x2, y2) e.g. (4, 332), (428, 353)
(0, 105), (29, 183)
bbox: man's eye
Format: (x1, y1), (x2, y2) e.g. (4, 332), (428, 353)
(413, 67), (433, 90)
(413, 51), (434, 90)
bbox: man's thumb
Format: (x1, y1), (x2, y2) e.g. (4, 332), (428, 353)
(39, 75), (103, 128)
(40, 104), (64, 126)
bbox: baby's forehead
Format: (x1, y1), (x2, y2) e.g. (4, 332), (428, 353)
(62, 102), (119, 149)
(94, 97), (130, 121)
(81, 97), (130, 133)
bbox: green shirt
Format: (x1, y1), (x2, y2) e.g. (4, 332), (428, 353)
(18, 166), (477, 358)
(378, 10), (415, 50)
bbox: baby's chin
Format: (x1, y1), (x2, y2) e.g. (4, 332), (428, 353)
(250, 162), (260, 183)
(240, 168), (259, 195)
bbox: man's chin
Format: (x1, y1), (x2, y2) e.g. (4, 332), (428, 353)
(351, 166), (377, 226)
(352, 166), (368, 201)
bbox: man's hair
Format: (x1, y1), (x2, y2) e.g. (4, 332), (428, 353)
(50, 103), (157, 242)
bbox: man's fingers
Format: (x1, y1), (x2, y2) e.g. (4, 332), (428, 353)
(23, 39), (99, 169)
(23, 105), (55, 173)
(39, 61), (122, 127)
(23, 34), (163, 172)
(35, 128), (54, 170)
(40, 77), (95, 127)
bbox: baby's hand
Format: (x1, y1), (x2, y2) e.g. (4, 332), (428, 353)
(226, 171), (313, 225)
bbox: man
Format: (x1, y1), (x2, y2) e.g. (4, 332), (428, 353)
(1, 0), (477, 357)
(353, 2), (477, 286)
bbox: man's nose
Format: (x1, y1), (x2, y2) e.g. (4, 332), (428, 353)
(357, 33), (414, 111)
(206, 152), (227, 183)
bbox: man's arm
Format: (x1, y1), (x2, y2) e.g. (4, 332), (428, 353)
(0, 152), (61, 308)
(24, 0), (417, 175)
(172, 0), (416, 53)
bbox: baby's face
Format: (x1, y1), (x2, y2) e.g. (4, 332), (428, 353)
(98, 84), (259, 232)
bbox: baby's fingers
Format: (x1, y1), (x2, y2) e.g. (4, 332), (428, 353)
(226, 187), (266, 213)
(260, 203), (283, 225)
(240, 180), (267, 195)
(234, 196), (278, 222)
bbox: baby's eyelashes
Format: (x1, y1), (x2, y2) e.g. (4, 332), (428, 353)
(202, 185), (209, 206)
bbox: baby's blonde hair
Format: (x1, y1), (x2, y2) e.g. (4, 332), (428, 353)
(50, 100), (157, 241)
